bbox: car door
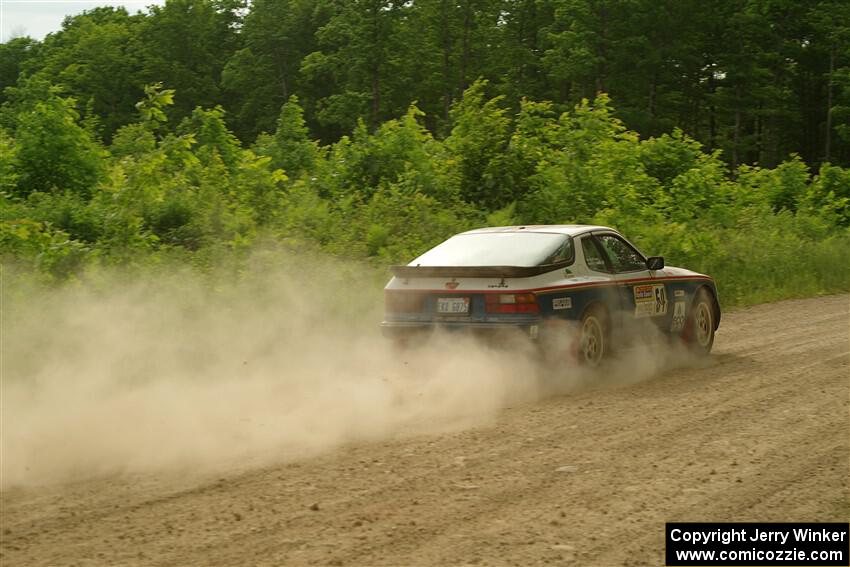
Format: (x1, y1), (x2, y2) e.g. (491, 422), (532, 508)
(590, 232), (670, 332)
(578, 234), (624, 333)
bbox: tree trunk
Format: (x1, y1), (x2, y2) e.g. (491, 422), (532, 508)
(595, 3), (608, 93)
(441, 0), (453, 121)
(275, 49), (288, 99)
(370, 3), (382, 128)
(755, 103), (763, 165)
(459, 0), (473, 94)
(648, 74), (657, 117)
(825, 46), (834, 162)
(733, 82), (742, 169)
(515, 0), (533, 92)
(708, 72), (717, 151)
(372, 63), (380, 127)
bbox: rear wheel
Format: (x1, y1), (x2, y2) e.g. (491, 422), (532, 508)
(579, 307), (608, 366)
(686, 289), (715, 355)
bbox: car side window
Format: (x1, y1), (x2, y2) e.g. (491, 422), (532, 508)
(581, 237), (609, 273)
(595, 234), (646, 273)
(541, 237), (574, 265)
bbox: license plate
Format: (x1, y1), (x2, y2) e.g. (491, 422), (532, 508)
(436, 297), (470, 314)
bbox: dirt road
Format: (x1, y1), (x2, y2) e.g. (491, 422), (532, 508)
(2, 294), (848, 566)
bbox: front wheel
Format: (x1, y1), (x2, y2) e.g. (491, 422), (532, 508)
(685, 289), (715, 355)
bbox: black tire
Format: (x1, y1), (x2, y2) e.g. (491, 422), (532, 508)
(578, 306), (608, 366)
(686, 289), (715, 355)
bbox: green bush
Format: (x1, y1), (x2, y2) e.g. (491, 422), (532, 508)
(2, 83), (847, 308)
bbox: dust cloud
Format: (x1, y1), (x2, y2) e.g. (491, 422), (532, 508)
(1, 254), (694, 488)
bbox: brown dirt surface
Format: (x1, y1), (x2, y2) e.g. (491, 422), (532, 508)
(2, 294), (848, 567)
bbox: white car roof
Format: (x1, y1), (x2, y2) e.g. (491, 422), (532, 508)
(460, 224), (613, 237)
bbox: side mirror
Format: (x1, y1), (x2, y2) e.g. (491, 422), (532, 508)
(646, 256), (665, 270)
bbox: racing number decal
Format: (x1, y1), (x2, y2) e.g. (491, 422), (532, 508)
(655, 286), (668, 314)
(634, 284), (668, 318)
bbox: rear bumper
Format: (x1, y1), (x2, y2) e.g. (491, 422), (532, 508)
(380, 319), (542, 341)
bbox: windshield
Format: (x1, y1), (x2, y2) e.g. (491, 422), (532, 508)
(409, 232), (574, 267)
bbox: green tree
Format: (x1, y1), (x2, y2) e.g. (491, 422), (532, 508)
(316, 104), (450, 202)
(0, 128), (18, 193)
(23, 7), (144, 140)
(221, 0), (327, 141)
(267, 95), (317, 178)
(542, 0), (620, 101)
(12, 90), (106, 197)
(399, 0), (505, 131)
(444, 81), (512, 208)
(135, 81), (175, 126)
(520, 94), (660, 224)
(300, 0), (411, 136)
(0, 37), (39, 106)
(809, 0), (850, 163)
(806, 163), (850, 226)
(492, 0), (556, 106)
(178, 105), (242, 170)
(134, 0), (242, 124)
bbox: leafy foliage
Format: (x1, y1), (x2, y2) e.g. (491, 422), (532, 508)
(136, 82), (175, 125)
(1, 75), (848, 306)
(3, 0), (849, 167)
(11, 90), (106, 197)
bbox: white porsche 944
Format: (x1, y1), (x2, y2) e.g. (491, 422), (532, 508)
(381, 225), (720, 365)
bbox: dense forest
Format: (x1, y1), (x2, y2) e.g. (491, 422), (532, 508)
(1, 0), (849, 306)
(3, 0), (850, 166)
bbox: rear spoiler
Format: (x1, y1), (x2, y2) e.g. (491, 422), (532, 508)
(390, 263), (568, 279)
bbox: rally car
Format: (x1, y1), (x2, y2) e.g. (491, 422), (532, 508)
(381, 225), (720, 365)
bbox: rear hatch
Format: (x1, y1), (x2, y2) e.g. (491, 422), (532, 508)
(383, 230), (572, 327)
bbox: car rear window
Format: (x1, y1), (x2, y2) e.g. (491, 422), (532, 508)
(409, 232), (574, 267)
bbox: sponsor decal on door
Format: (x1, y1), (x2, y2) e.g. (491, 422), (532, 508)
(671, 301), (686, 331)
(634, 284), (668, 318)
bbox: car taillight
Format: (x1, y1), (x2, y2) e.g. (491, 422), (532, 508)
(485, 293), (539, 314)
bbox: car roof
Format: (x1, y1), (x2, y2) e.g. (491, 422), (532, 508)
(460, 224), (613, 237)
